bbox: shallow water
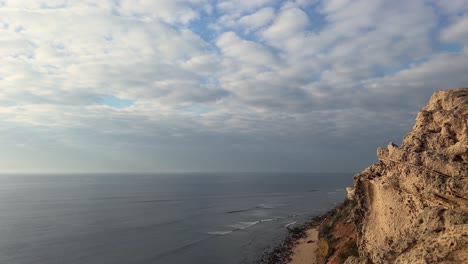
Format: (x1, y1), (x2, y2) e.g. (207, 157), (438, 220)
(0, 173), (351, 264)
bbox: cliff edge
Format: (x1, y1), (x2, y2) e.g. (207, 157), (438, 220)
(349, 88), (468, 263)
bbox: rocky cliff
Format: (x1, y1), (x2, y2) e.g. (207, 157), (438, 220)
(348, 88), (468, 263)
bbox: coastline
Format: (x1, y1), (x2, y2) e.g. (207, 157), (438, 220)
(289, 227), (319, 264)
(261, 199), (357, 264)
(261, 88), (468, 264)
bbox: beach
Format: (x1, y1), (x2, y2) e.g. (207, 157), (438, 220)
(262, 199), (357, 264)
(289, 228), (319, 264)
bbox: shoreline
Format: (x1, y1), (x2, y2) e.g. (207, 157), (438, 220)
(262, 89), (468, 264)
(259, 206), (337, 264)
(289, 227), (319, 264)
(260, 199), (357, 264)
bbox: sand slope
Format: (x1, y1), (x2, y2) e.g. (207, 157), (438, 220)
(289, 228), (319, 264)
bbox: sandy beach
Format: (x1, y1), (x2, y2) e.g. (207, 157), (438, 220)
(289, 227), (319, 264)
(261, 201), (356, 264)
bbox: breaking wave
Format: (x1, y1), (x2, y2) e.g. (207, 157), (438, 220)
(284, 221), (297, 228)
(206, 217), (283, 236)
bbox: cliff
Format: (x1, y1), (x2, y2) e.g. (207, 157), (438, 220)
(348, 88), (468, 263)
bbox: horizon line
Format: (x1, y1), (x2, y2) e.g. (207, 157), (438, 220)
(0, 171), (356, 175)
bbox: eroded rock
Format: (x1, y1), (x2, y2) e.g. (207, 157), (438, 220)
(353, 88), (468, 263)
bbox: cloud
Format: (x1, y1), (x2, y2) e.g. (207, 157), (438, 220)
(441, 14), (468, 44)
(262, 7), (310, 40)
(0, 3), (226, 107)
(117, 0), (205, 25)
(0, 0), (467, 172)
(216, 31), (277, 67)
(433, 0), (468, 15)
(238, 7), (275, 31)
(217, 0), (275, 14)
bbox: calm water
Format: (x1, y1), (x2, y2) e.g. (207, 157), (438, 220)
(0, 173), (352, 264)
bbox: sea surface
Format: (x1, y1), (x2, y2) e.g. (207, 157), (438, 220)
(0, 173), (352, 264)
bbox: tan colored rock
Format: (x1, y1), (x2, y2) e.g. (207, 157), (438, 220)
(352, 88), (468, 263)
(343, 256), (362, 264)
(346, 187), (356, 200)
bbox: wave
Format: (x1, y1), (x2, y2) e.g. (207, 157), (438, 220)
(259, 218), (275, 222)
(284, 221), (297, 228)
(229, 221), (260, 230)
(256, 204), (277, 209)
(207, 230), (233, 235)
(206, 217), (283, 236)
(226, 209), (253, 214)
(225, 204), (279, 214)
(132, 199), (178, 203)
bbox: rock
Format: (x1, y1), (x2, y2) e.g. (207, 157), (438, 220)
(343, 256), (363, 264)
(346, 187), (356, 200)
(352, 88), (468, 263)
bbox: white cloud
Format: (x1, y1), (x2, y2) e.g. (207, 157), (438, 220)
(118, 0), (204, 24)
(321, 0), (352, 13)
(214, 0), (275, 29)
(216, 31), (277, 66)
(365, 49), (468, 94)
(262, 7), (310, 40)
(0, 4), (222, 106)
(0, 0), (467, 172)
(433, 0), (468, 15)
(217, 0), (274, 14)
(238, 7), (275, 31)
(441, 14), (468, 44)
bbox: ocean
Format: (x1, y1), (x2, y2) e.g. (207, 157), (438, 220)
(0, 173), (352, 264)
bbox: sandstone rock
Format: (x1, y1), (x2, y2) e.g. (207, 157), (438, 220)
(352, 88), (468, 263)
(346, 187), (356, 200)
(343, 256), (362, 264)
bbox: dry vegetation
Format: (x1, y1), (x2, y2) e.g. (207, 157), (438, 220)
(316, 199), (358, 264)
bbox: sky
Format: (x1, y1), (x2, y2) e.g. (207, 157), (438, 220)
(1, 0), (468, 173)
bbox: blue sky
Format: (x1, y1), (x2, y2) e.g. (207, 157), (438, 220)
(0, 0), (468, 173)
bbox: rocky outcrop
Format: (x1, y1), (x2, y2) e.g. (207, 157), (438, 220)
(351, 88), (468, 263)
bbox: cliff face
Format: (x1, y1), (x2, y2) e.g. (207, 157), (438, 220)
(351, 88), (468, 263)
